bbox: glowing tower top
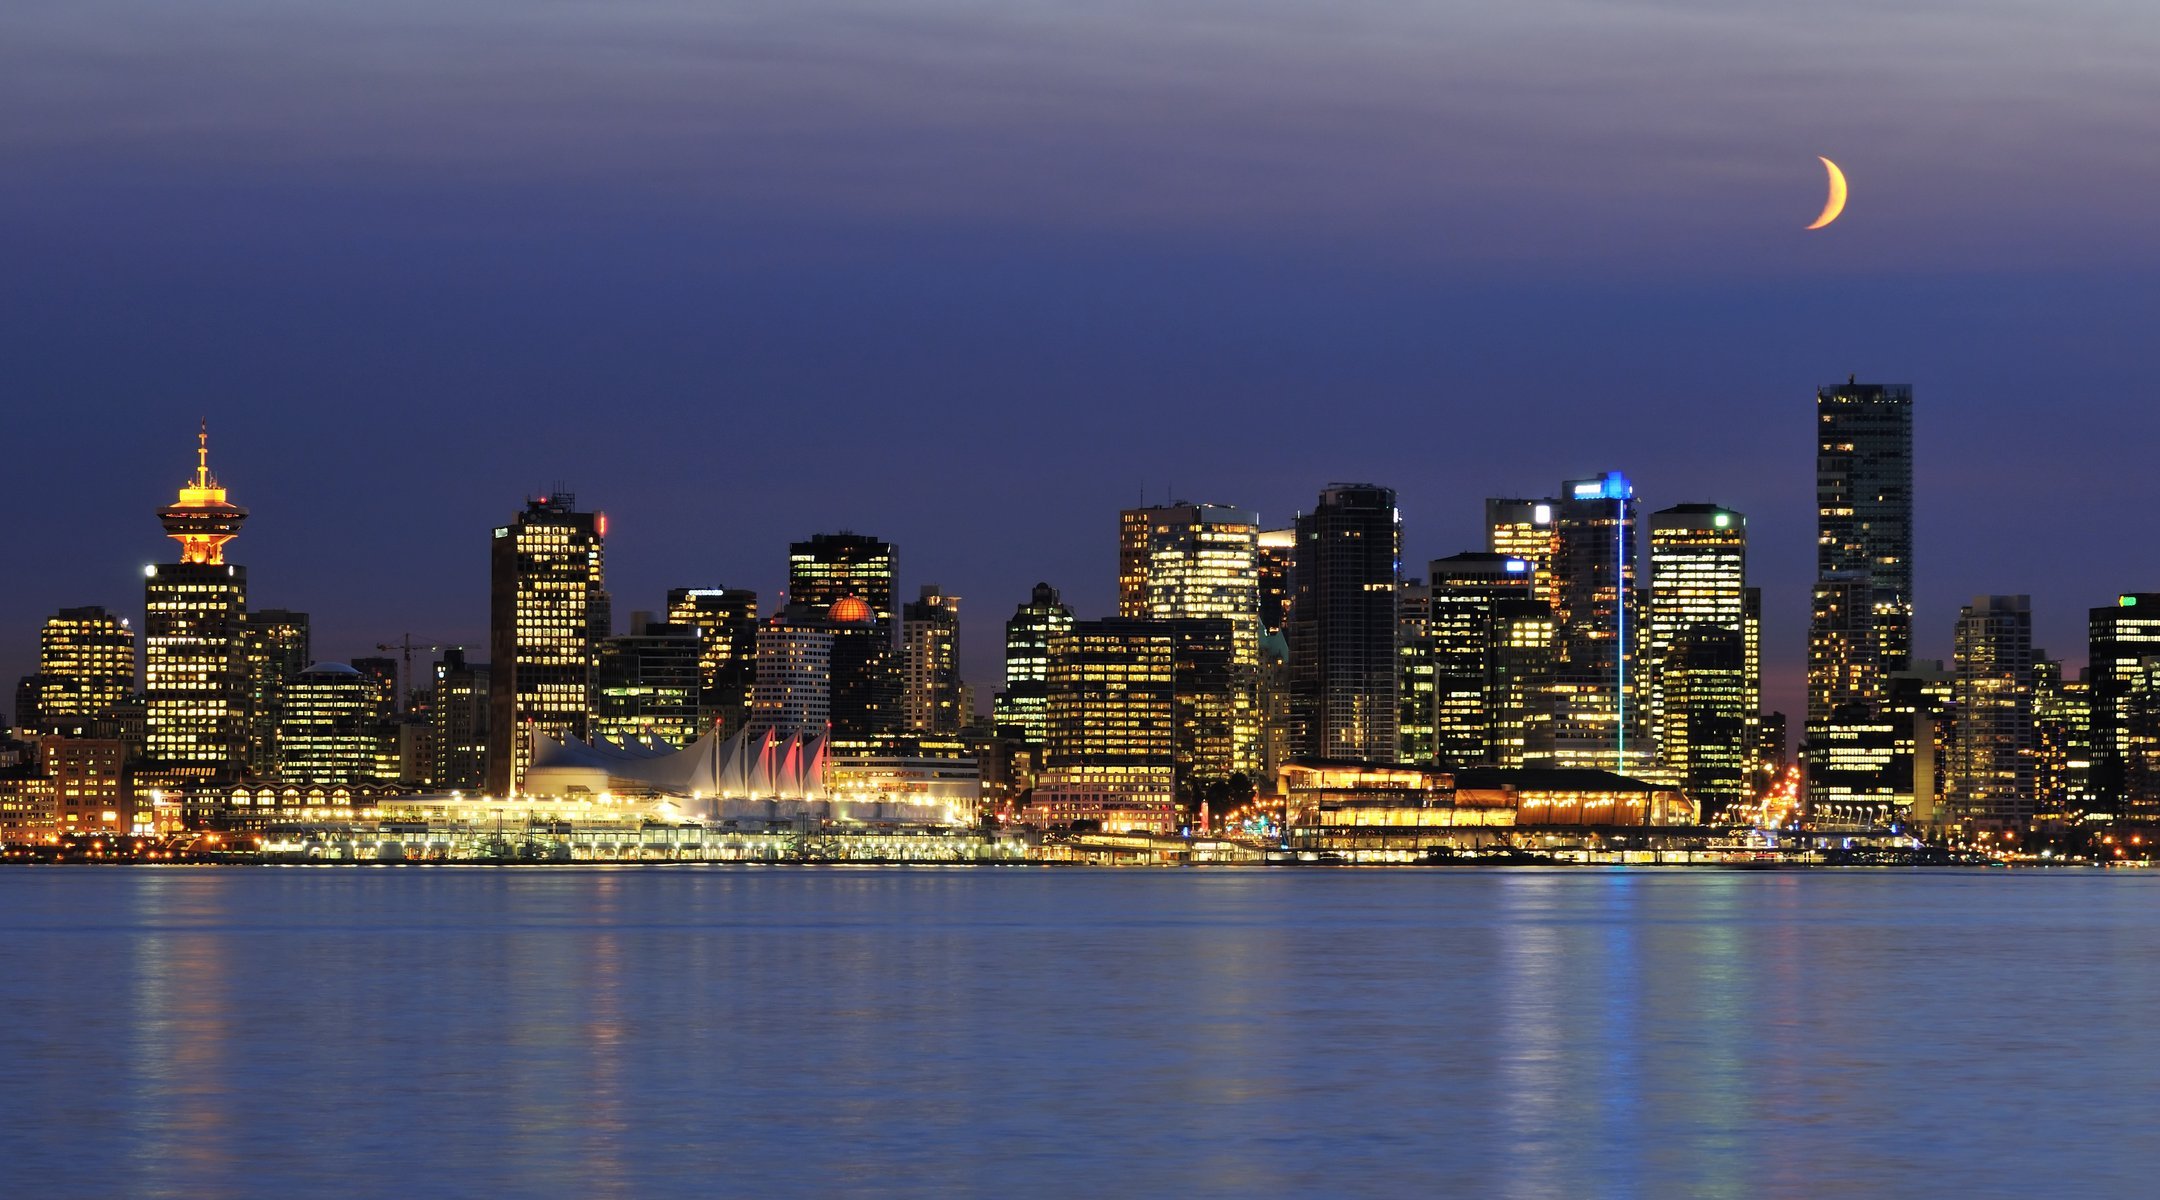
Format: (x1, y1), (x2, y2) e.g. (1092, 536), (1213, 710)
(157, 421), (248, 564)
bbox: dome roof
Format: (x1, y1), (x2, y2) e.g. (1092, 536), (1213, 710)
(828, 596), (873, 623)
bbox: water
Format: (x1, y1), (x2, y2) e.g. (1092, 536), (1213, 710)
(3, 867), (2158, 1198)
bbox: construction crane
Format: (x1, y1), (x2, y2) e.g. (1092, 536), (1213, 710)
(375, 635), (470, 710)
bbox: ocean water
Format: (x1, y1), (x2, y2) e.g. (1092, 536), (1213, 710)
(2, 866), (2157, 1198)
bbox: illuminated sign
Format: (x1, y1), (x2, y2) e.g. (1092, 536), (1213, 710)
(1504, 559), (1529, 574)
(1533, 504), (1552, 524)
(2124, 596), (2140, 608)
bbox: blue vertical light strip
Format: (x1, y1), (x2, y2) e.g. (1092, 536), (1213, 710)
(1615, 488), (1626, 774)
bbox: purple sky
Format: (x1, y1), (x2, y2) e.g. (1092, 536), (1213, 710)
(7, 1), (2160, 723)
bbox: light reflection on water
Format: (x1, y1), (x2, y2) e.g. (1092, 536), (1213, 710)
(3, 867), (2159, 1198)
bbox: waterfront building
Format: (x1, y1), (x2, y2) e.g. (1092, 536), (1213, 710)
(1488, 600), (1560, 769)
(1485, 498), (1559, 602)
(747, 614), (834, 737)
(487, 493), (608, 795)
(1121, 503), (1261, 773)
(594, 615), (702, 747)
(2088, 594), (2160, 818)
(901, 584), (964, 735)
(665, 587), (759, 740)
(1548, 472), (1641, 773)
(1647, 504), (1753, 815)
(991, 582), (1074, 748)
(1948, 596), (2036, 829)
(430, 648), (490, 790)
(144, 426), (250, 786)
(1169, 617), (1247, 808)
(1808, 379), (1914, 726)
(279, 663), (394, 784)
(1397, 579), (1435, 764)
(240, 609), (309, 776)
(2033, 655), (2092, 823)
(1034, 619), (1176, 830)
(1288, 484), (1401, 763)
(39, 736), (134, 833)
(1427, 552), (1539, 768)
(29, 607), (135, 734)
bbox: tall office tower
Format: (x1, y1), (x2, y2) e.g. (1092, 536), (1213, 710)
(1488, 600), (1560, 768)
(487, 493), (607, 796)
(1647, 505), (1752, 811)
(747, 615), (834, 737)
(144, 426), (251, 785)
(1288, 484), (1401, 762)
(31, 607), (135, 732)
(1169, 618), (1245, 796)
(665, 587), (758, 738)
(239, 609), (309, 776)
(1256, 528), (1296, 633)
(1485, 498), (1559, 602)
(1809, 379), (1914, 725)
(348, 656), (403, 779)
(1122, 504), (1262, 773)
(991, 582), (1075, 746)
(1949, 596), (2036, 828)
(788, 533), (896, 631)
(1042, 619), (1176, 807)
(1397, 580), (1435, 764)
(901, 585), (964, 735)
(2032, 655), (2093, 822)
(278, 663), (394, 784)
(2086, 595), (2160, 817)
(819, 598), (901, 750)
(1428, 552), (1540, 768)
(1548, 472), (1641, 772)
(430, 649), (491, 790)
(1743, 587), (1766, 783)
(594, 615), (702, 747)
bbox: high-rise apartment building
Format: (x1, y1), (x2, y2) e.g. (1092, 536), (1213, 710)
(665, 587), (758, 739)
(1648, 504), (1753, 813)
(30, 607), (135, 733)
(1809, 379), (1914, 726)
(747, 615), (834, 737)
(487, 493), (607, 795)
(1949, 596), (2036, 828)
(901, 585), (964, 735)
(240, 609), (310, 776)
(2032, 655), (2092, 823)
(1288, 484), (1401, 762)
(1549, 472), (1641, 773)
(992, 583), (1075, 747)
(594, 616), (702, 747)
(144, 427), (251, 785)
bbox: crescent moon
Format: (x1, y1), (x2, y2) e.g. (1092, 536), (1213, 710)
(1806, 156), (1848, 230)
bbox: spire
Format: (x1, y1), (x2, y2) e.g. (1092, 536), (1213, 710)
(195, 418), (212, 489)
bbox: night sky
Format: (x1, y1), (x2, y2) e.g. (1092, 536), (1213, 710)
(8, 1), (2160, 723)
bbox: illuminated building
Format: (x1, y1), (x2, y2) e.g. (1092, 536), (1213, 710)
(902, 584), (964, 734)
(430, 649), (490, 790)
(1947, 596), (2036, 828)
(2032, 655), (2092, 822)
(1647, 504), (1753, 815)
(1034, 619), (1176, 830)
(240, 609), (310, 776)
(279, 663), (394, 784)
(1802, 710), (1905, 827)
(1256, 527), (1296, 633)
(594, 615), (701, 747)
(666, 587), (758, 739)
(39, 736), (134, 833)
(1170, 617), (1246, 808)
(1485, 498), (1558, 602)
(823, 598), (900, 750)
(1122, 503), (1261, 773)
(28, 606), (135, 734)
(2088, 595), (2160, 818)
(747, 613), (833, 737)
(1428, 552), (1539, 768)
(487, 493), (608, 795)
(1288, 484), (1400, 762)
(788, 533), (896, 631)
(144, 425), (250, 785)
(1809, 379), (1913, 725)
(991, 582), (1074, 747)
(1397, 579), (1434, 764)
(1548, 472), (1641, 773)
(1488, 600), (1559, 769)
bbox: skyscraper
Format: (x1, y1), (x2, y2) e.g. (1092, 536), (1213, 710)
(1809, 379), (1914, 726)
(1427, 552), (1539, 768)
(1949, 596), (2036, 829)
(992, 582), (1075, 747)
(901, 584), (964, 735)
(1549, 472), (1640, 773)
(144, 426), (251, 785)
(788, 534), (898, 751)
(2087, 594), (2160, 817)
(1288, 484), (1401, 762)
(1648, 504), (1753, 813)
(1485, 498), (1559, 602)
(240, 609), (310, 776)
(1397, 579), (1434, 764)
(665, 587), (758, 739)
(788, 533), (896, 631)
(487, 493), (607, 795)
(30, 606), (135, 733)
(594, 615), (701, 747)
(747, 616), (833, 737)
(430, 648), (490, 790)
(1122, 503), (1261, 774)
(279, 663), (394, 784)
(1041, 618), (1176, 818)
(1255, 528), (1296, 634)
